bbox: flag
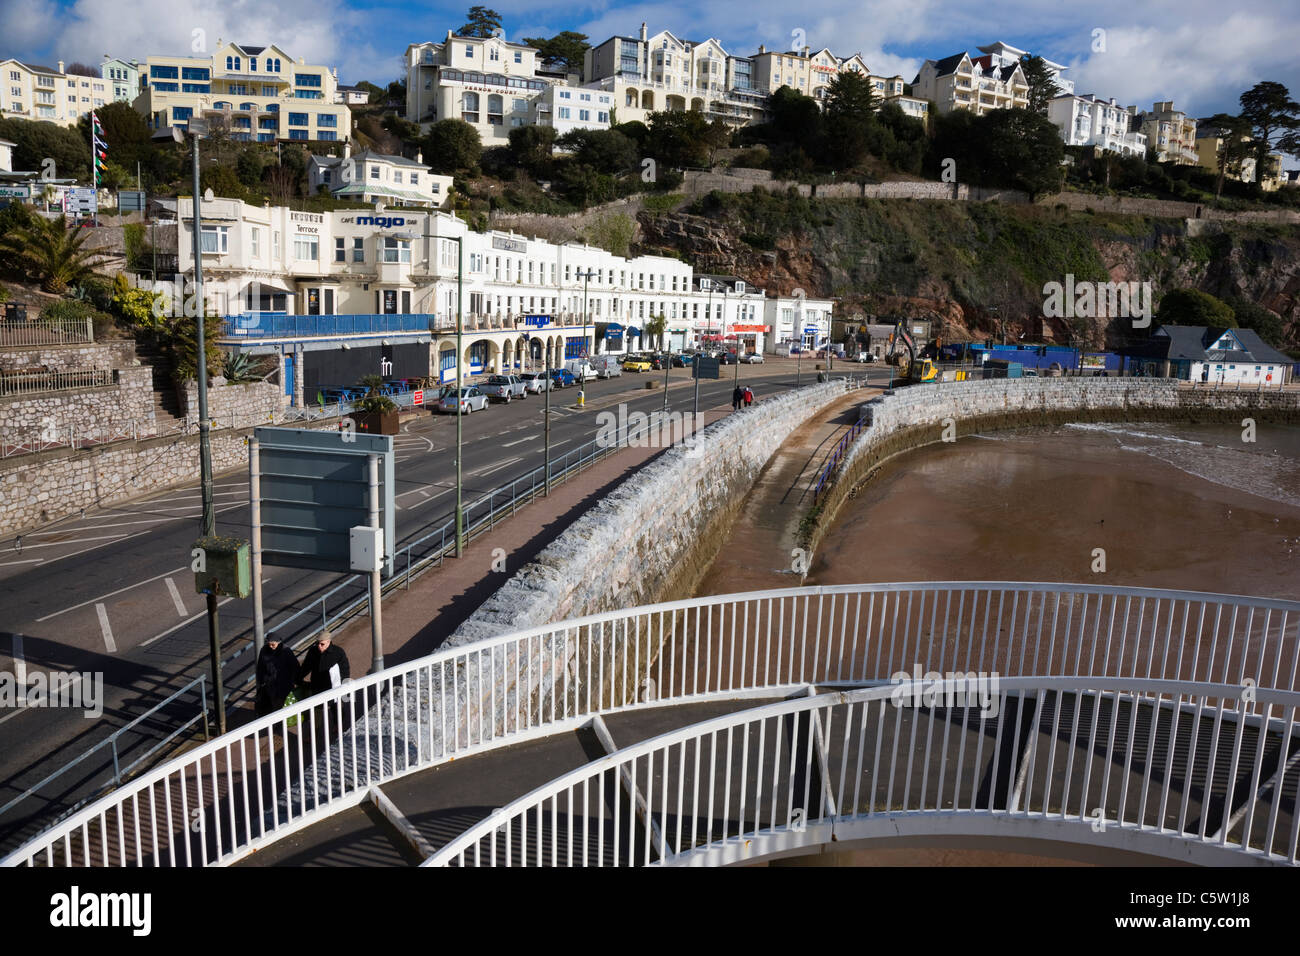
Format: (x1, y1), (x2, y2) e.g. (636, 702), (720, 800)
(91, 111), (107, 186)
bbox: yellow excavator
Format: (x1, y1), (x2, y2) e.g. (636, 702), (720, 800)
(885, 319), (939, 384)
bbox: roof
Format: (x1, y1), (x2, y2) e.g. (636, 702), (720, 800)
(929, 52), (968, 77)
(22, 62), (63, 76)
(236, 45), (267, 55)
(312, 149), (430, 169)
(1151, 325), (1292, 365)
(332, 183), (436, 203)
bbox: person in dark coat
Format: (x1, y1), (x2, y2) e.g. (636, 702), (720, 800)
(732, 385), (743, 411)
(298, 633), (351, 697)
(255, 637), (299, 716)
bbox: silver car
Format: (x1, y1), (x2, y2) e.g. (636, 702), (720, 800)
(438, 386), (489, 414)
(742, 352), (764, 364)
(518, 372), (551, 393)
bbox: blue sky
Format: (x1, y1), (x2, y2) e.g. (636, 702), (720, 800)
(4, 0), (1299, 134)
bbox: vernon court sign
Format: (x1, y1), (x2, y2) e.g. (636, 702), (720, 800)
(1042, 274), (1152, 328)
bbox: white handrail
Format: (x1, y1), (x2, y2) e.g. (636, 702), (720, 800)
(4, 583), (1297, 867)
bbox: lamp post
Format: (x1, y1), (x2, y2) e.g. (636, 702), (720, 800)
(446, 235), (464, 556)
(577, 269), (595, 359)
(186, 117), (224, 736)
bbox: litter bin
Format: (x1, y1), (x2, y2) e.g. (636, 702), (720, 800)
(3, 303), (27, 323)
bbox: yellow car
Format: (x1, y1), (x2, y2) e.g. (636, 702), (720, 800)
(622, 357), (652, 372)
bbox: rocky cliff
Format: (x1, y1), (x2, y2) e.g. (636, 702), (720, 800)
(634, 192), (1300, 351)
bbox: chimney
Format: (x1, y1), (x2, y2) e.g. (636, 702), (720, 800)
(758, 45), (765, 55)
(344, 141), (352, 159)
(58, 60), (65, 73)
(803, 46), (810, 57)
(416, 150), (423, 164)
(640, 22), (647, 42)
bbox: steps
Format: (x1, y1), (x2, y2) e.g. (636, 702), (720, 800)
(132, 340), (187, 434)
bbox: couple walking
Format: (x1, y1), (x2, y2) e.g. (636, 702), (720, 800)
(731, 385), (754, 411)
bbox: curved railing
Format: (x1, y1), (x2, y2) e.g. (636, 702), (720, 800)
(426, 679), (1300, 867)
(4, 583), (1297, 867)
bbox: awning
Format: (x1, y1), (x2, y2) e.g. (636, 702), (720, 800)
(333, 183), (432, 203)
(604, 323), (624, 331)
(625, 326), (641, 336)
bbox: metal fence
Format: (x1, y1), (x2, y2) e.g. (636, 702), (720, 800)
(4, 582), (1296, 867)
(811, 414), (867, 501)
(0, 408), (281, 460)
(427, 678), (1300, 867)
(0, 314), (94, 348)
(0, 367), (113, 397)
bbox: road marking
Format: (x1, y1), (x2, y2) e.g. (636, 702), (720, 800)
(469, 456), (522, 478)
(6, 532), (129, 551)
(28, 515), (183, 535)
(0, 557), (47, 568)
(141, 597), (233, 647)
(501, 435), (539, 447)
(12, 634), (24, 706)
(164, 576), (187, 617)
(95, 603), (117, 653)
(406, 488), (452, 510)
(37, 565), (189, 621)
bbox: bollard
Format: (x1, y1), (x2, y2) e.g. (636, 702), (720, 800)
(577, 389), (585, 407)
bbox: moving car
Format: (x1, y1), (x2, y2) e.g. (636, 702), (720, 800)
(480, 374), (527, 403)
(437, 386), (489, 414)
(518, 372), (551, 393)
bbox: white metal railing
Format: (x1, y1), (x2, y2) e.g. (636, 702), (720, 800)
(0, 315), (94, 348)
(426, 678), (1300, 866)
(0, 367), (112, 396)
(4, 583), (1297, 867)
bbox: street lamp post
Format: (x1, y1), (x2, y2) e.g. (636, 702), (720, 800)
(187, 118), (224, 736)
(449, 236), (464, 557)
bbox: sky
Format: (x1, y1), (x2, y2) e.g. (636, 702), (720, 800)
(2, 0), (1299, 131)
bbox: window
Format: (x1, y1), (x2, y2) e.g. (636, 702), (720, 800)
(410, 173), (419, 185)
(598, 112), (608, 123)
(465, 45), (473, 58)
(150, 65), (179, 79)
(199, 225), (229, 254)
(316, 114), (337, 127)
(295, 73), (321, 87)
(490, 47), (499, 62)
(353, 237), (364, 262)
(250, 58), (257, 72)
(579, 110), (589, 121)
(335, 237), (345, 262)
(514, 51), (522, 63)
(487, 94), (503, 125)
(382, 237), (411, 263)
(251, 229), (261, 257)
(152, 82), (178, 92)
(288, 112), (308, 126)
(262, 85), (277, 96)
(182, 84), (209, 93)
(269, 58), (280, 73)
(238, 102), (255, 111)
(370, 165), (380, 180)
(558, 107), (570, 120)
(560, 90), (570, 99)
(182, 67), (209, 80)
(289, 129), (308, 140)
(461, 91), (479, 123)
(273, 231), (280, 259)
(293, 235), (318, 261)
(513, 97), (526, 112)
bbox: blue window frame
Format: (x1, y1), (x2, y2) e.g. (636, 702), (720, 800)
(257, 133), (275, 142)
(316, 113), (336, 127)
(289, 129), (308, 140)
(295, 73), (321, 87)
(152, 82), (178, 92)
(181, 83), (209, 93)
(171, 106), (193, 121)
(150, 65), (179, 79)
(288, 112), (309, 126)
(182, 67), (209, 80)
(317, 131), (337, 141)
(565, 337), (583, 358)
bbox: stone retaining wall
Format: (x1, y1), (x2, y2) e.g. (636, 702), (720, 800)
(0, 366), (156, 446)
(0, 341), (141, 372)
(182, 380), (284, 426)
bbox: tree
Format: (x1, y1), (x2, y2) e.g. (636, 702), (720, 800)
(522, 31), (590, 71)
(65, 62), (100, 77)
(354, 80), (385, 103)
(644, 313), (667, 350)
(0, 215), (105, 293)
(824, 71), (879, 121)
(765, 86), (823, 148)
(1202, 113), (1255, 197)
(509, 124), (557, 172)
(422, 119), (482, 174)
(646, 111), (728, 168)
(557, 128), (636, 174)
(459, 6), (503, 38)
(265, 163), (299, 205)
(0, 116), (90, 181)
(1238, 82), (1300, 193)
(1019, 55), (1062, 115)
(381, 113), (424, 146)
(236, 149), (266, 188)
(821, 72), (880, 170)
(1225, 297), (1285, 346)
(1155, 288), (1236, 328)
(200, 163), (246, 200)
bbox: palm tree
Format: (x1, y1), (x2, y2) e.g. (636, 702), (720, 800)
(0, 215), (105, 293)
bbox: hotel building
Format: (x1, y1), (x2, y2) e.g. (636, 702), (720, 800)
(0, 60), (109, 126)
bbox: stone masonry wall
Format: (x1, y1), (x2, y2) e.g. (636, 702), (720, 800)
(0, 366), (156, 446)
(0, 341), (141, 372)
(181, 381), (284, 428)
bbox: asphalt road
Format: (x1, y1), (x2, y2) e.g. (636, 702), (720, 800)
(0, 359), (890, 851)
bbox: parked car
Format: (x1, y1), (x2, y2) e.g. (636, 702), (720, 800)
(564, 359), (597, 382)
(622, 357), (652, 372)
(672, 353), (693, 367)
(518, 372), (551, 393)
(1022, 369), (1039, 377)
(853, 352), (875, 363)
(742, 352), (764, 364)
(550, 368), (577, 388)
(718, 351), (739, 366)
(649, 353), (672, 371)
(480, 374), (528, 403)
(438, 386), (489, 414)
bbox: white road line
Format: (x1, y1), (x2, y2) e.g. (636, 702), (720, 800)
(419, 489), (430, 497)
(469, 456), (522, 478)
(164, 576), (187, 617)
(141, 598), (232, 647)
(12, 634), (25, 706)
(7, 532), (129, 551)
(0, 558), (47, 568)
(37, 565), (188, 621)
(501, 435), (539, 447)
(95, 603), (117, 653)
(406, 489), (452, 510)
(27, 515), (182, 535)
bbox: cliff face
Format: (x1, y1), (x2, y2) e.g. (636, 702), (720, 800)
(634, 195), (1300, 351)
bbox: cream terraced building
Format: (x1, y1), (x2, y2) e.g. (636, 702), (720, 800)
(912, 50), (1028, 116)
(133, 41), (350, 143)
(170, 197), (813, 392)
(0, 60), (109, 126)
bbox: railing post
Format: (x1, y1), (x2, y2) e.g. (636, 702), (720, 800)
(200, 676), (210, 741)
(111, 736), (121, 785)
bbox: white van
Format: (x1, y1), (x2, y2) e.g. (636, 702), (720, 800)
(565, 359), (598, 382)
(592, 355), (623, 378)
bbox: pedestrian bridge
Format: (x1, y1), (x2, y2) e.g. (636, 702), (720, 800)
(5, 584), (1298, 867)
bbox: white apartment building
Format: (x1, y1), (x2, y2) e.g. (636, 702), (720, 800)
(538, 84), (613, 135)
(975, 42), (1072, 94)
(765, 296), (835, 353)
(308, 146), (453, 208)
(134, 41), (351, 143)
(1048, 93), (1147, 156)
(912, 51), (1028, 116)
(1135, 101), (1198, 164)
(405, 32), (552, 144)
(0, 60), (109, 126)
(171, 197), (801, 398)
(0, 138), (13, 172)
(335, 85), (369, 106)
(101, 57), (141, 103)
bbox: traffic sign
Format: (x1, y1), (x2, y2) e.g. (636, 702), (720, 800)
(413, 389), (424, 406)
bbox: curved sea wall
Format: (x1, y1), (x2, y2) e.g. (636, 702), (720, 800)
(803, 378), (1300, 557)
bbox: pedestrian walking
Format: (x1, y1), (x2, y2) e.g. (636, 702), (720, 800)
(743, 386), (753, 407)
(298, 632), (351, 698)
(255, 636), (299, 717)
(732, 385), (743, 411)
